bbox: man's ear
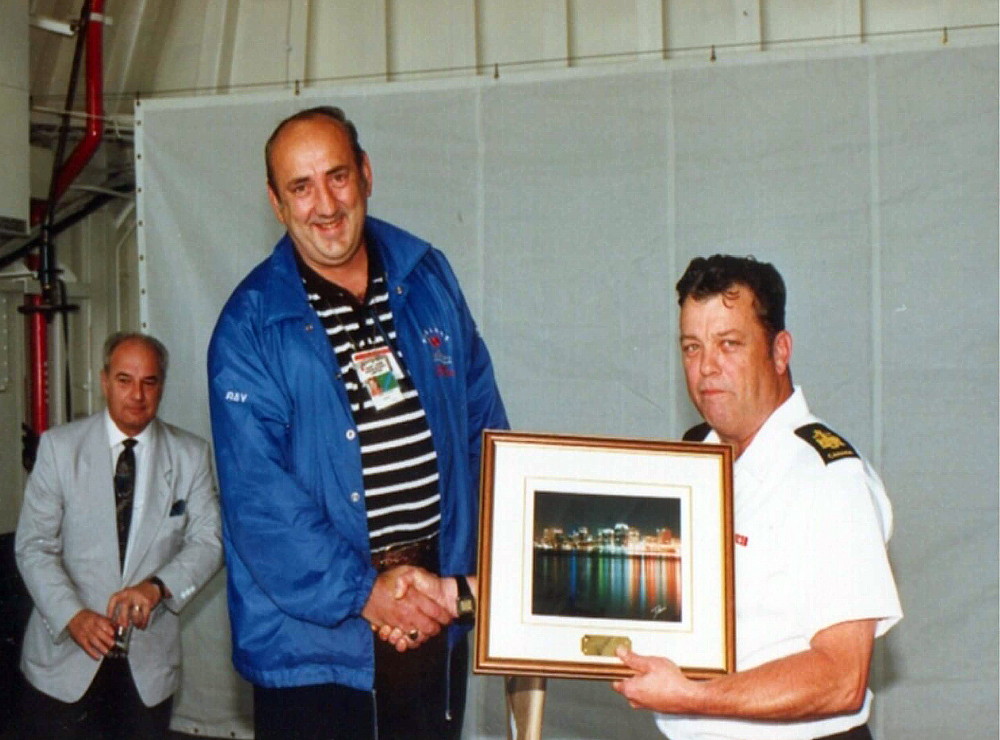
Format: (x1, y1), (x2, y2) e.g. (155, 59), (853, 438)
(266, 184), (286, 225)
(772, 330), (793, 375)
(361, 153), (373, 198)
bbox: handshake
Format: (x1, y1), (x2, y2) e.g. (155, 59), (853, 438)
(362, 566), (477, 653)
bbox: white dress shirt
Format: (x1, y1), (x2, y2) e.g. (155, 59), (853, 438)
(104, 410), (156, 576)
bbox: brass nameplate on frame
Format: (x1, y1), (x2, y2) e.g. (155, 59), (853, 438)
(581, 635), (631, 657)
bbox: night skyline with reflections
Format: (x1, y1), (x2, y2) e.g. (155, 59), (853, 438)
(533, 490), (681, 541)
(532, 490), (684, 621)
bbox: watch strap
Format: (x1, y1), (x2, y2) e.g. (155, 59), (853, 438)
(455, 575), (475, 624)
(148, 576), (167, 602)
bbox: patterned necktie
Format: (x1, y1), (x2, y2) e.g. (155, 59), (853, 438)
(114, 438), (138, 569)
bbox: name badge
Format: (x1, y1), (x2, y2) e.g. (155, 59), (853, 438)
(352, 346), (405, 410)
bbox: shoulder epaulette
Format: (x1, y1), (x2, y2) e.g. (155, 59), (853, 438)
(683, 422), (712, 442)
(794, 423), (858, 465)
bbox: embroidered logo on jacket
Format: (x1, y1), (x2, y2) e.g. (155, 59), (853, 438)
(794, 423), (858, 465)
(224, 391), (248, 403)
(422, 328), (455, 377)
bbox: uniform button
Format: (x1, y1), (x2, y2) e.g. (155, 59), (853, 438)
(350, 491), (361, 503)
(346, 429), (356, 440)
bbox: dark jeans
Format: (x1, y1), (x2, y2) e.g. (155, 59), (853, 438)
(16, 658), (172, 740)
(373, 630), (467, 740)
(253, 635), (468, 740)
(254, 681), (375, 740)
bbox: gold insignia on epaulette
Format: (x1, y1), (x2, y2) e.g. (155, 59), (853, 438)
(813, 428), (845, 450)
(794, 423), (859, 465)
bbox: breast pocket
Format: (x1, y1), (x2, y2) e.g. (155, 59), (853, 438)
(157, 498), (189, 552)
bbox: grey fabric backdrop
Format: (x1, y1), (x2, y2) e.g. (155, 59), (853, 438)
(136, 40), (998, 739)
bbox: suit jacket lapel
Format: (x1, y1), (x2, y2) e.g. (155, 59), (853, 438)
(82, 414), (122, 573)
(123, 419), (172, 584)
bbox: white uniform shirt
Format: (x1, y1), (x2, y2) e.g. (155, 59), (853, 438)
(656, 388), (902, 740)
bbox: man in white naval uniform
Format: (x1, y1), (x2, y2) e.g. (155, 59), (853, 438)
(612, 255), (901, 740)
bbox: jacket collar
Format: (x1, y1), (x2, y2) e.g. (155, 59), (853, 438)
(365, 216), (430, 286)
(260, 234), (310, 326)
(704, 385), (809, 472)
(259, 217), (432, 326)
(732, 386), (808, 478)
(123, 418), (175, 582)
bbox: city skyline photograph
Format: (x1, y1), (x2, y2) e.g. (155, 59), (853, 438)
(531, 489), (684, 623)
(533, 490), (682, 540)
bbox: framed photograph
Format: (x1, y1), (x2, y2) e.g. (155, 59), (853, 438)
(474, 430), (734, 681)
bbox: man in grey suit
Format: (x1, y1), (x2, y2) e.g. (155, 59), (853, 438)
(15, 331), (223, 739)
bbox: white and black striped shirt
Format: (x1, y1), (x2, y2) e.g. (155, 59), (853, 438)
(297, 251), (441, 554)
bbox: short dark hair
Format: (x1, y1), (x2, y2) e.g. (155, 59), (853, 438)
(265, 106), (365, 192)
(102, 331), (169, 381)
(676, 254), (787, 341)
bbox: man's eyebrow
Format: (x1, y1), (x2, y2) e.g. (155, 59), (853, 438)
(679, 328), (743, 341)
(284, 165), (347, 190)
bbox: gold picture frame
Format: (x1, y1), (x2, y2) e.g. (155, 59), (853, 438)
(474, 430), (734, 681)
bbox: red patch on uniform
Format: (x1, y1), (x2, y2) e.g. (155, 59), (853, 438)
(735, 534), (748, 546)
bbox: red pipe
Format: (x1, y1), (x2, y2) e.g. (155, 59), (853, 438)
(24, 295), (49, 435)
(30, 0), (105, 225)
(52, 0), (105, 206)
(23, 0), (105, 437)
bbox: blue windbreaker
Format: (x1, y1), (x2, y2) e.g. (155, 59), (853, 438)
(207, 217), (508, 690)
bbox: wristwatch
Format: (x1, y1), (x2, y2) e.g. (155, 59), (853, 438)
(147, 576), (167, 602)
(455, 576), (476, 625)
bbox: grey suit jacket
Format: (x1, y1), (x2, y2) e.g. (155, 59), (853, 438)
(15, 411), (223, 705)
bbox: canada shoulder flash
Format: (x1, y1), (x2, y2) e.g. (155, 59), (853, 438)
(794, 423), (858, 465)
